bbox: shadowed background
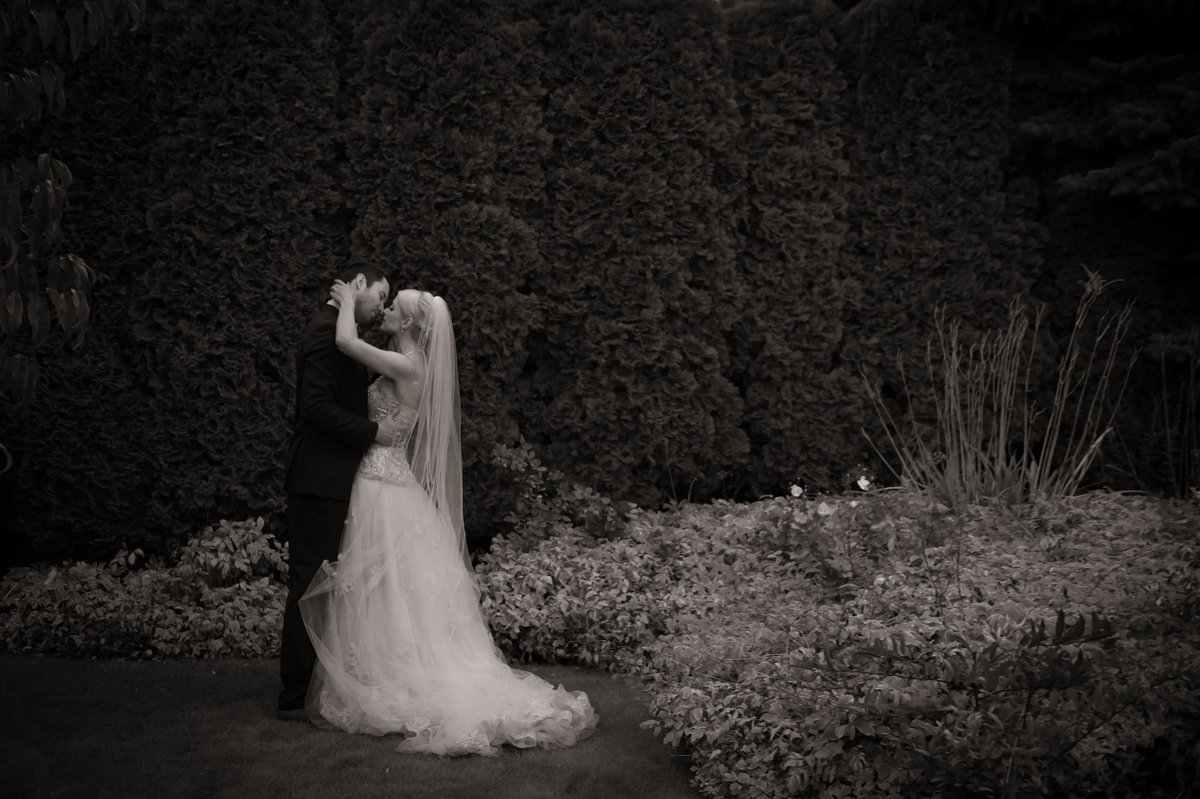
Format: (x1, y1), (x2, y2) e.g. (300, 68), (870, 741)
(2, 0), (1196, 565)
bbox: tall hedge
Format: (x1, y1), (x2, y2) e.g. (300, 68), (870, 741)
(340, 0), (754, 510)
(837, 0), (1046, 419)
(2, 0), (351, 561)
(3, 0), (1153, 565)
(722, 0), (854, 493)
(513, 0), (751, 502)
(336, 0), (560, 538)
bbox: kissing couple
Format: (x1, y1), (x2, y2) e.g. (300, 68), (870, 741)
(277, 264), (598, 756)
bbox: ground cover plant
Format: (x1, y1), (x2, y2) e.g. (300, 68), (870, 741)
(3, 487), (1197, 797)
(0, 517), (286, 658)
(476, 489), (1200, 799)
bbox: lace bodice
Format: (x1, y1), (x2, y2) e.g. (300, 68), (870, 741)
(357, 380), (419, 487)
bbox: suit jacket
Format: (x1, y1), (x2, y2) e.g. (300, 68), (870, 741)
(284, 305), (378, 500)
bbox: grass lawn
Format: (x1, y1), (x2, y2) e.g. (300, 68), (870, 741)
(0, 655), (700, 799)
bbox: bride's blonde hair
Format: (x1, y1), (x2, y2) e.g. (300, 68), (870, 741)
(394, 289), (435, 339)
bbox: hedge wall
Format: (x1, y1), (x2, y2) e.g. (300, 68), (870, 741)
(2, 0), (352, 561)
(340, 0), (749, 515)
(837, 0), (1046, 424)
(5, 0), (1162, 565)
(507, 0), (751, 502)
(722, 0), (853, 494)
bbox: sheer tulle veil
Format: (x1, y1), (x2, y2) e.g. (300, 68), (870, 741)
(409, 295), (469, 570)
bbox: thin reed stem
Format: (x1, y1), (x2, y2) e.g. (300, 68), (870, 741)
(863, 269), (1134, 507)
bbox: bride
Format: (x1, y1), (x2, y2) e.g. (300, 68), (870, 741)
(299, 281), (597, 756)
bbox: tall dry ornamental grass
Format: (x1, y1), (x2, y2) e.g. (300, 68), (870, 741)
(866, 269), (1134, 507)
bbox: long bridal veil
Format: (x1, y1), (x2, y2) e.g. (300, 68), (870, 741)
(408, 295), (469, 572)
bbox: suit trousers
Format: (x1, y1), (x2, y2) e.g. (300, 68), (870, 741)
(279, 492), (348, 710)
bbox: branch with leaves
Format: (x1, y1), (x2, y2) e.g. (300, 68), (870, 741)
(0, 0), (145, 457)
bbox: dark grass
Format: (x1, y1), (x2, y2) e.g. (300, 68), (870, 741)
(0, 655), (701, 799)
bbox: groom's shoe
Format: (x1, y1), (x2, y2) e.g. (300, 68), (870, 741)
(276, 705), (309, 722)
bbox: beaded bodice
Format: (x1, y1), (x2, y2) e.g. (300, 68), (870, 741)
(357, 380), (419, 487)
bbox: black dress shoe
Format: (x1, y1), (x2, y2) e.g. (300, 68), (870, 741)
(276, 706), (309, 722)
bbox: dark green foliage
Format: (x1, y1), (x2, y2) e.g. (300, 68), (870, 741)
(490, 437), (633, 551)
(525, 0), (749, 502)
(837, 0), (1046, 469)
(722, 0), (856, 492)
(477, 492), (1200, 799)
(983, 0), (1200, 495)
(0, 518), (287, 658)
(342, 0), (560, 537)
(3, 0), (351, 560)
(1, 0), (145, 451)
(344, 0), (752, 507)
(6, 0), (1185, 562)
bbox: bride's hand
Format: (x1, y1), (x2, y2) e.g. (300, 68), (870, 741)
(329, 280), (354, 309)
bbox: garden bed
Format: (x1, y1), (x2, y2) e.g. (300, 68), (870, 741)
(476, 490), (1200, 799)
(3, 490), (1198, 797)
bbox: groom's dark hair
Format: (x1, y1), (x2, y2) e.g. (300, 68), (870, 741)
(337, 262), (388, 287)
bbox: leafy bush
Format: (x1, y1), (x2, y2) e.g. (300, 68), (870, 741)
(0, 0), (145, 414)
(476, 490), (1200, 799)
(1, 0), (350, 562)
(176, 517), (288, 588)
(0, 518), (286, 659)
(488, 438), (634, 551)
(4, 484), (1197, 797)
(643, 495), (1200, 799)
(478, 528), (689, 668)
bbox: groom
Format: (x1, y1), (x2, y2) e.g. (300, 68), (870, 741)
(278, 264), (398, 720)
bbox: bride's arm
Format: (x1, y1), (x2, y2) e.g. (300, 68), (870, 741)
(330, 281), (421, 384)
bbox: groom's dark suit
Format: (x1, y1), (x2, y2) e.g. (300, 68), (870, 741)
(279, 304), (378, 712)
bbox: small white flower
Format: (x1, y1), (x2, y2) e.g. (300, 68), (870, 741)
(817, 501), (834, 516)
(789, 484), (804, 498)
(856, 475), (871, 491)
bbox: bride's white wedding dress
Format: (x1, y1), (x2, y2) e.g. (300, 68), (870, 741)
(300, 379), (597, 756)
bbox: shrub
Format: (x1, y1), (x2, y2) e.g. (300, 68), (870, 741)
(477, 525), (692, 668)
(633, 494), (1200, 799)
(175, 517), (289, 588)
(488, 438), (634, 552)
(476, 490), (1200, 799)
(0, 518), (287, 659)
(1, 0), (348, 562)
